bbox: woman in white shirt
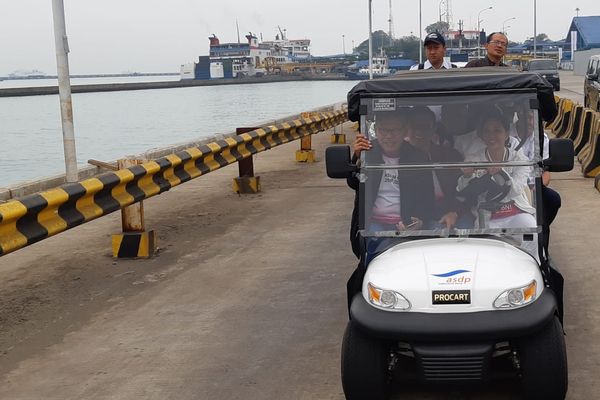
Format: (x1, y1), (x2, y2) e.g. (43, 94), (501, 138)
(457, 112), (536, 230)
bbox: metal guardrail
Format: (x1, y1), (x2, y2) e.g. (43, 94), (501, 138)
(0, 109), (348, 256)
(547, 97), (600, 189)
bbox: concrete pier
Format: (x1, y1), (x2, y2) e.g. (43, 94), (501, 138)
(0, 74), (347, 97)
(0, 72), (597, 399)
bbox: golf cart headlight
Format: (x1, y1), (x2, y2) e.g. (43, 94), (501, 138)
(367, 282), (411, 311)
(493, 280), (537, 309)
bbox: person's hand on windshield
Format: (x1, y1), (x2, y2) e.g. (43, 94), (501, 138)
(353, 134), (372, 159)
(439, 211), (458, 229)
(462, 167), (474, 176)
(396, 217), (423, 231)
(487, 166), (502, 175)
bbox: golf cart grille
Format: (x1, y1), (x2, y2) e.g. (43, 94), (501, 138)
(420, 355), (486, 381)
(412, 343), (493, 382)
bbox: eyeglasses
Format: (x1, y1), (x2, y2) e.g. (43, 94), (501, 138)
(489, 40), (508, 48)
(376, 128), (401, 137)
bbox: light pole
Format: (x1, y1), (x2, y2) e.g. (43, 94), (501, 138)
(438, 0), (445, 22)
(368, 0), (373, 79)
(419, 0), (423, 64)
(51, 0), (78, 183)
(342, 34), (346, 55)
(502, 17), (516, 34)
(533, 0), (537, 57)
(477, 6), (493, 58)
(575, 7), (580, 17)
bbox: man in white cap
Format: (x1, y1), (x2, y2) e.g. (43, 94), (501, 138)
(410, 32), (456, 70)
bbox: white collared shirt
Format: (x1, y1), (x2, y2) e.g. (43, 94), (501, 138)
(410, 59), (454, 70)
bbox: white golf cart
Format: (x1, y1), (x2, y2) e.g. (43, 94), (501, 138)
(326, 68), (574, 400)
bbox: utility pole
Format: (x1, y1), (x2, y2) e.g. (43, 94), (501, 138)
(445, 0), (453, 30)
(477, 6), (493, 58)
(533, 0), (537, 57)
(419, 0), (423, 64)
(368, 0), (373, 79)
(388, 0), (394, 46)
(51, 0), (78, 183)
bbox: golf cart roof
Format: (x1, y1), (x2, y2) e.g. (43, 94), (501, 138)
(347, 68), (557, 122)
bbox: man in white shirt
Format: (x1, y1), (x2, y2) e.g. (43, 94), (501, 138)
(410, 32), (456, 70)
(513, 110), (561, 252)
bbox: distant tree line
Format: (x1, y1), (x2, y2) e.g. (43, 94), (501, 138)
(354, 30), (421, 61)
(350, 29), (561, 62)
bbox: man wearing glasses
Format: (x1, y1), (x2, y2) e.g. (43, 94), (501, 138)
(465, 32), (509, 67)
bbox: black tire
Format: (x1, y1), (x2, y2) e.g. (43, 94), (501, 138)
(517, 316), (568, 400)
(555, 84), (560, 92)
(341, 321), (389, 400)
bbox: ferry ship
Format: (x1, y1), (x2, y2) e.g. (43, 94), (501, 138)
(180, 31), (311, 80)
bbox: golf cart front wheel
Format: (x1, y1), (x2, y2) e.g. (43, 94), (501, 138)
(517, 315), (568, 400)
(341, 321), (389, 400)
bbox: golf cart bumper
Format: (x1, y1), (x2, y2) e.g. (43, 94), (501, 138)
(350, 289), (558, 342)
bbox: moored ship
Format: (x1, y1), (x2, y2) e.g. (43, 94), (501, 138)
(180, 30), (312, 80)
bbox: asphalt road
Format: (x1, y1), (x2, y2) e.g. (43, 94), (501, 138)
(0, 71), (597, 400)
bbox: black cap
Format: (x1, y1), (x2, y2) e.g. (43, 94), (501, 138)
(424, 32), (445, 47)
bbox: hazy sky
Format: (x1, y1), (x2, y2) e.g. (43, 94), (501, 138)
(1, 0), (598, 75)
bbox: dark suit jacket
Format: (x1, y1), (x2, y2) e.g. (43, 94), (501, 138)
(428, 143), (466, 218)
(347, 142), (434, 258)
(464, 57), (508, 67)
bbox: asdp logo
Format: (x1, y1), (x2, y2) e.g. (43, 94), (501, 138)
(432, 269), (472, 285)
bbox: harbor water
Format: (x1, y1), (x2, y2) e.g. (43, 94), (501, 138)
(0, 78), (358, 188)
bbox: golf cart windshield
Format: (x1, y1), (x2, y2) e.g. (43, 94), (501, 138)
(359, 91), (543, 255)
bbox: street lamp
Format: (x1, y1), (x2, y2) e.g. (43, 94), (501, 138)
(368, 0), (373, 79)
(533, 0), (537, 57)
(419, 0), (423, 64)
(502, 17), (516, 34)
(477, 6), (493, 58)
(51, 0), (78, 182)
(342, 34), (346, 55)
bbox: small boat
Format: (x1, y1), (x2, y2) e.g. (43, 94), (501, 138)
(346, 51), (391, 80)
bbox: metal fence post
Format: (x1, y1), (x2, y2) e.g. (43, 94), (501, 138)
(296, 112), (317, 162)
(331, 103), (346, 144)
(111, 159), (156, 258)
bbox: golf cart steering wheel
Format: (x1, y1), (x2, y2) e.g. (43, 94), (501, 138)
(457, 169), (512, 210)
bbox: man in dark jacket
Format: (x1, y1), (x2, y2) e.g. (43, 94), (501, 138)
(347, 111), (434, 258)
(465, 32), (509, 67)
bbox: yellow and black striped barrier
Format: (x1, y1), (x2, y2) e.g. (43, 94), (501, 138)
(0, 109), (348, 256)
(547, 97), (600, 192)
